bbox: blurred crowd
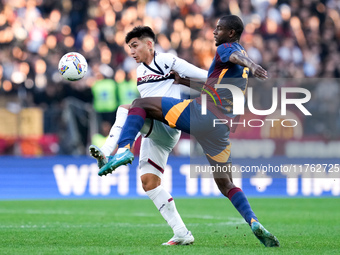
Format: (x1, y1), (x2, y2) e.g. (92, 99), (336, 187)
(0, 0), (339, 155)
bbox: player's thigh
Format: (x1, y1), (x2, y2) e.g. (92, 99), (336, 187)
(146, 120), (181, 148)
(132, 97), (164, 121)
(161, 97), (191, 133)
(139, 137), (177, 179)
(140, 118), (153, 136)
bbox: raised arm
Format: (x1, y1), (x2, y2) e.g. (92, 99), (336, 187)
(229, 51), (268, 80)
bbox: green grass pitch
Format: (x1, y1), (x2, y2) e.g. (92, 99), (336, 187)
(0, 198), (339, 255)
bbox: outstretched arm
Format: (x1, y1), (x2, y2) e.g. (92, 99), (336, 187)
(229, 51), (268, 80)
(171, 56), (208, 80)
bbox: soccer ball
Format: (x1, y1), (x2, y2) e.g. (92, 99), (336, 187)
(58, 52), (88, 81)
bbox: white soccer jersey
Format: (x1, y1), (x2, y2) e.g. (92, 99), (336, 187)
(136, 51), (207, 176)
(136, 52), (208, 98)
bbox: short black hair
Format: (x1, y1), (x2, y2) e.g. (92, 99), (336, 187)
(125, 26), (156, 44)
(220, 15), (244, 40)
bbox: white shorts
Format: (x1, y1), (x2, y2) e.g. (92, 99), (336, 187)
(139, 120), (181, 178)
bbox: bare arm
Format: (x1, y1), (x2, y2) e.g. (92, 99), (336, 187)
(229, 51), (268, 80)
(170, 70), (205, 91)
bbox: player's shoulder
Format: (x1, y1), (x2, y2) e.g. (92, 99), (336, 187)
(155, 51), (179, 67)
(217, 42), (242, 52)
(155, 51), (177, 61)
(156, 51), (175, 57)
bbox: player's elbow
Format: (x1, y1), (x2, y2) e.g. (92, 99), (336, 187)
(229, 53), (240, 64)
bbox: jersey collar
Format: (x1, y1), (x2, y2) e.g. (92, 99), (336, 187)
(142, 52), (164, 75)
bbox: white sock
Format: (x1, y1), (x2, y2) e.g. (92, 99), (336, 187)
(100, 107), (128, 156)
(146, 186), (188, 236)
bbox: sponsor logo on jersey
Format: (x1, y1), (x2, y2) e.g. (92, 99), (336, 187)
(137, 72), (174, 85)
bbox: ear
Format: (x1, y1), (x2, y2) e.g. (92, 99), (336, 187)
(146, 39), (154, 50)
(229, 29), (236, 38)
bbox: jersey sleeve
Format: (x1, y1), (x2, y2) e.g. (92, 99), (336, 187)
(217, 44), (239, 63)
(163, 53), (208, 79)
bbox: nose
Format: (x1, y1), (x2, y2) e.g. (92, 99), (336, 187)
(213, 29), (217, 35)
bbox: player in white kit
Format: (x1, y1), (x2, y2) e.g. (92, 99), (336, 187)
(89, 26), (207, 245)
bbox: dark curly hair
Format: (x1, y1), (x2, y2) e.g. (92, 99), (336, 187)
(220, 15), (244, 40)
(125, 26), (156, 44)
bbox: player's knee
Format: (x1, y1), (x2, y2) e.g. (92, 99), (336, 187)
(141, 174), (161, 191)
(131, 98), (147, 108)
(214, 177), (235, 197)
(141, 181), (159, 192)
(131, 98), (142, 108)
(131, 98), (155, 110)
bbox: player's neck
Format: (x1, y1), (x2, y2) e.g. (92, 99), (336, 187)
(144, 50), (155, 65)
(226, 38), (239, 44)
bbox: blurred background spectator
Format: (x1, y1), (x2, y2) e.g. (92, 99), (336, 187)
(0, 0), (339, 155)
